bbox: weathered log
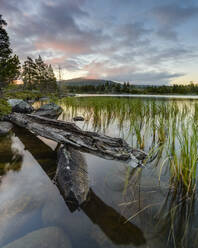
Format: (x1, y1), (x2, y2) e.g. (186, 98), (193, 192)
(6, 112), (148, 166)
(55, 146), (89, 209)
(55, 147), (146, 245)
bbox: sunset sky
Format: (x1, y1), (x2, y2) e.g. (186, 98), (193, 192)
(1, 0), (198, 85)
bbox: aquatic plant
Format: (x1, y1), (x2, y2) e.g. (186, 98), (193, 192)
(58, 96), (198, 247)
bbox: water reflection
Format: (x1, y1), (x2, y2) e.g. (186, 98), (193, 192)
(0, 129), (72, 247)
(13, 126), (57, 179)
(1, 96), (198, 247)
(81, 189), (146, 246)
(57, 96), (198, 247)
(0, 134), (22, 177)
(156, 182), (196, 247)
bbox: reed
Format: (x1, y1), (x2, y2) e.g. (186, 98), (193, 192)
(59, 96), (198, 247)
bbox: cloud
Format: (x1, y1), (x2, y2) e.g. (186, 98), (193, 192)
(0, 0), (197, 84)
(82, 60), (184, 85)
(127, 71), (185, 85)
(151, 3), (198, 40)
(83, 61), (138, 79)
(145, 47), (198, 65)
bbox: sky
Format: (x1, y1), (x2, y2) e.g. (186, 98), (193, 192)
(1, 0), (198, 85)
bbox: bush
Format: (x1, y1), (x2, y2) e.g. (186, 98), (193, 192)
(4, 90), (43, 101)
(0, 99), (12, 118)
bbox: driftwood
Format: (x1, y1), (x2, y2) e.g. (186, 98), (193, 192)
(55, 147), (146, 245)
(55, 146), (89, 209)
(6, 112), (148, 166)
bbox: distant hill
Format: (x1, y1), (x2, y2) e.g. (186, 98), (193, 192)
(58, 78), (118, 87)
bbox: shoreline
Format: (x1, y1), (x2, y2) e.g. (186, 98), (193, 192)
(75, 93), (198, 100)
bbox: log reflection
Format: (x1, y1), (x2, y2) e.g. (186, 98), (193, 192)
(81, 189), (146, 246)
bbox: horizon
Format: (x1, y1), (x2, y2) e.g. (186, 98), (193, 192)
(1, 0), (198, 85)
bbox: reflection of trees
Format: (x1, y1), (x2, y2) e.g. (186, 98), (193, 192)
(0, 134), (22, 176)
(13, 126), (57, 179)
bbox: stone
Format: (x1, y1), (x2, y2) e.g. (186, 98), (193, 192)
(7, 99), (23, 107)
(8, 99), (34, 114)
(2, 226), (72, 248)
(0, 122), (13, 136)
(33, 103), (63, 119)
(73, 116), (84, 121)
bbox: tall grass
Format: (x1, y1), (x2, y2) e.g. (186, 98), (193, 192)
(58, 96), (198, 247)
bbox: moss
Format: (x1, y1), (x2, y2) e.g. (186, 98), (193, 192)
(0, 99), (12, 118)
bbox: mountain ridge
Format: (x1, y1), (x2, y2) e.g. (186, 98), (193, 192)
(58, 77), (118, 87)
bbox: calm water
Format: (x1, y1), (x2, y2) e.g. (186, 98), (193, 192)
(1, 96), (198, 248)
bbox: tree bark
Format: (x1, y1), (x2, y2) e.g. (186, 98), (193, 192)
(55, 146), (89, 210)
(6, 112), (148, 166)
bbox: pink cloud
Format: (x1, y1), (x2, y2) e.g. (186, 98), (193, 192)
(83, 61), (138, 79)
(35, 39), (91, 55)
(45, 56), (66, 65)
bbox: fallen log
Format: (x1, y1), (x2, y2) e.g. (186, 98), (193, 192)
(6, 112), (148, 166)
(55, 146), (89, 210)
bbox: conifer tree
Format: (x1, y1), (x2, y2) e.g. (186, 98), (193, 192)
(46, 64), (57, 92)
(22, 57), (37, 89)
(0, 15), (20, 85)
(22, 55), (57, 92)
(35, 55), (48, 89)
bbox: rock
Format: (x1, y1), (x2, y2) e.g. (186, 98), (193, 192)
(7, 99), (23, 107)
(73, 116), (84, 121)
(8, 99), (34, 114)
(2, 226), (72, 248)
(12, 102), (34, 114)
(0, 122), (13, 136)
(33, 103), (63, 119)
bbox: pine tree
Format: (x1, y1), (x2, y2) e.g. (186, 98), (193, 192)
(22, 55), (57, 92)
(46, 64), (57, 92)
(35, 55), (47, 85)
(0, 15), (12, 59)
(22, 57), (37, 89)
(0, 15), (20, 85)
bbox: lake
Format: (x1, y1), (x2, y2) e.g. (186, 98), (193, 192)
(0, 95), (198, 248)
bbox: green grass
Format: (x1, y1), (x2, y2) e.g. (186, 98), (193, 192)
(59, 97), (198, 186)
(58, 96), (198, 247)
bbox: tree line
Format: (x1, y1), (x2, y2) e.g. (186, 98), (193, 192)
(0, 15), (57, 94)
(64, 82), (198, 95)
